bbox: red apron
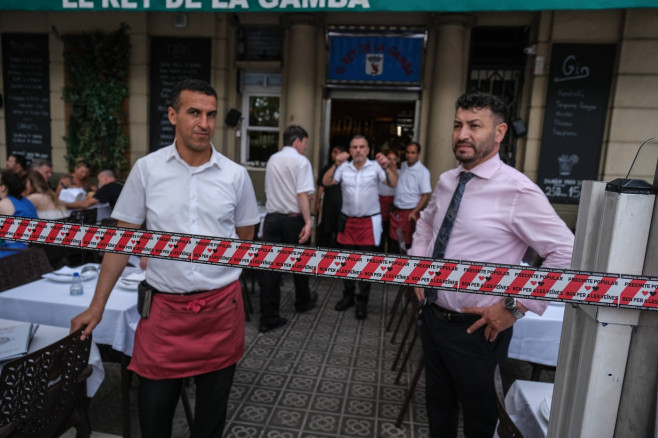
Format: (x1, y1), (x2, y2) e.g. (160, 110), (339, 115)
(379, 195), (394, 221)
(337, 216), (375, 246)
(389, 208), (415, 245)
(128, 280), (244, 380)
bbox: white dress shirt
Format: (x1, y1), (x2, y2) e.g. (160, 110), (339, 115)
(112, 143), (260, 293)
(394, 161), (432, 209)
(265, 146), (315, 214)
(334, 159), (387, 217)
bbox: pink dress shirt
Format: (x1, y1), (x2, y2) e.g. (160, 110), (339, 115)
(408, 154), (574, 315)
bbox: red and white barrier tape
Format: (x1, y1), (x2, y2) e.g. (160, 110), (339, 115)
(1, 216), (657, 310)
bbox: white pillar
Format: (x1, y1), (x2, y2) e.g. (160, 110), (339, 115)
(425, 14), (476, 186)
(548, 179), (656, 438)
(280, 13), (321, 158)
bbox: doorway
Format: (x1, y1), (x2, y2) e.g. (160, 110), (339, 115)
(322, 91), (419, 165)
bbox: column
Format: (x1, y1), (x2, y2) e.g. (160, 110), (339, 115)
(280, 13), (321, 156)
(425, 14), (476, 184)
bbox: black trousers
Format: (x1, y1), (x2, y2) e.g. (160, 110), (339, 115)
(338, 243), (377, 303)
(419, 306), (512, 438)
(260, 213), (311, 325)
(138, 364), (236, 438)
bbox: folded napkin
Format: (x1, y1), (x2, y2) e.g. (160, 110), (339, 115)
(123, 271), (146, 282)
(43, 265), (98, 281)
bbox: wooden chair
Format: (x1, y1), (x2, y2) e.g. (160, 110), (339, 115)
(0, 330), (93, 438)
(0, 247), (53, 292)
(494, 364), (524, 438)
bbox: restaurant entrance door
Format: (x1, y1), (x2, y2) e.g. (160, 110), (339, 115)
(321, 90), (420, 165)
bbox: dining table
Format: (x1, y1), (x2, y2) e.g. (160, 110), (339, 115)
(508, 302), (565, 367)
(0, 318), (104, 397)
(0, 263), (140, 357)
(504, 379), (554, 438)
(0, 263), (142, 437)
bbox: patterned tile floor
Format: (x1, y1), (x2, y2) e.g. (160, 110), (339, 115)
(87, 274), (553, 438)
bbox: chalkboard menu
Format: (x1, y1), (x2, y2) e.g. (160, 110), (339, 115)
(149, 37), (211, 152)
(536, 44), (616, 204)
(2, 33), (51, 162)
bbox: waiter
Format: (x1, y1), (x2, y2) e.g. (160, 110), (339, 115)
(71, 79), (260, 438)
(322, 134), (397, 319)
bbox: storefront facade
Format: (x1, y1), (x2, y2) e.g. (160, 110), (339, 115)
(1, 3), (657, 226)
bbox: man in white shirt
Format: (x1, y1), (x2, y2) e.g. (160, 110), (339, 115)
(322, 134), (398, 319)
(71, 79), (260, 438)
(389, 142), (432, 252)
(260, 125), (317, 332)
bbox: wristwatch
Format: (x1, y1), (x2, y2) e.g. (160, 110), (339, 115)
(503, 297), (524, 319)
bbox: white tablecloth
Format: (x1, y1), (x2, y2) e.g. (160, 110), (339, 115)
(0, 319), (104, 397)
(0, 265), (140, 357)
(504, 380), (554, 438)
(508, 303), (565, 366)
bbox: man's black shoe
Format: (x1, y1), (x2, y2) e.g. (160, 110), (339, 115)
(259, 317), (288, 333)
(296, 289), (318, 313)
(335, 296), (355, 311)
(355, 301), (368, 319)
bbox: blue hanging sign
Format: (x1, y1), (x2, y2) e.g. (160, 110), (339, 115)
(328, 35), (424, 84)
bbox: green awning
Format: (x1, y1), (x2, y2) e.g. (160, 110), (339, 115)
(1, 0), (655, 13)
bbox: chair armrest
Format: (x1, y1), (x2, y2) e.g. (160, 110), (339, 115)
(0, 422), (16, 438)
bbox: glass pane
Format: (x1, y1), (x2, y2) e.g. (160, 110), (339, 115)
(248, 96), (280, 127)
(247, 131), (279, 166)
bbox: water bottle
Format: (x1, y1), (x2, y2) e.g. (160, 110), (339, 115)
(70, 272), (84, 296)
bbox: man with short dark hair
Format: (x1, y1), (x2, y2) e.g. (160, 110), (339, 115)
(388, 141), (431, 251)
(410, 91), (573, 437)
(6, 153), (27, 175)
(322, 134), (398, 319)
(71, 78), (260, 438)
(260, 125), (317, 332)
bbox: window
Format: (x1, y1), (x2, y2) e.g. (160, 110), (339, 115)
(241, 72), (281, 167)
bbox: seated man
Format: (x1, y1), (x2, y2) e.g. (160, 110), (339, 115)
(63, 169), (123, 210)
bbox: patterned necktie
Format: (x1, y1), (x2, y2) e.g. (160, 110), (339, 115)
(426, 171), (474, 301)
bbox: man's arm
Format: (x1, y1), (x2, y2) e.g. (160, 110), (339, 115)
(236, 225), (255, 241)
(375, 153), (398, 188)
(322, 151), (350, 186)
(315, 185), (324, 217)
(71, 220), (140, 340)
(64, 196), (99, 210)
(408, 193), (430, 222)
(297, 192), (312, 244)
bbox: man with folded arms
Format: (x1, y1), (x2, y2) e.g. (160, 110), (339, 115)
(322, 134), (397, 319)
(410, 91), (573, 437)
(71, 79), (260, 438)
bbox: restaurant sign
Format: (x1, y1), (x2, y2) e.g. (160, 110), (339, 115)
(0, 0), (655, 12)
(328, 35), (424, 85)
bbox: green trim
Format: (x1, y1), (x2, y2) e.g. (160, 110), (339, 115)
(0, 0), (655, 12)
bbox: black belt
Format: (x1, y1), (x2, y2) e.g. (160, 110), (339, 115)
(268, 212), (302, 217)
(427, 304), (480, 324)
(143, 281), (209, 296)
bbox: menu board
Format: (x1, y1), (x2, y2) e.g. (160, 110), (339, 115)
(1, 33), (51, 162)
(149, 37), (211, 152)
(537, 44), (616, 204)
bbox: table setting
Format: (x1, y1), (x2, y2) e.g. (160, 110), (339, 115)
(0, 263), (141, 357)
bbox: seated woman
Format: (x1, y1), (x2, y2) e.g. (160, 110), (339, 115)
(55, 159), (97, 197)
(0, 170), (38, 258)
(24, 170), (68, 220)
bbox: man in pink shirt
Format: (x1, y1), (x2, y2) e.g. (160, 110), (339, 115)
(409, 91), (574, 437)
